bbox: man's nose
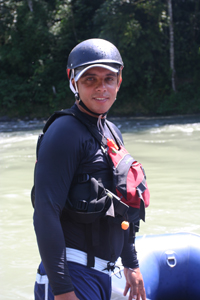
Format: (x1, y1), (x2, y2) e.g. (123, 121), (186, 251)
(96, 79), (106, 91)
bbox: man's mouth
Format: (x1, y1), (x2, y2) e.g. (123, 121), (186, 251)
(93, 97), (108, 101)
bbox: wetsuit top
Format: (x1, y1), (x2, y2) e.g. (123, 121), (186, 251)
(33, 104), (139, 296)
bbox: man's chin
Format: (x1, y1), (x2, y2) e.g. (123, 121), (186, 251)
(90, 105), (108, 115)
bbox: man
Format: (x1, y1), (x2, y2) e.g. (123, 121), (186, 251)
(33, 38), (147, 300)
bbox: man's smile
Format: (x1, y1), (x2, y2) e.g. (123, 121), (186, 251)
(93, 97), (109, 101)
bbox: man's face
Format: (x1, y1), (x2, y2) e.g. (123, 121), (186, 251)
(77, 67), (121, 115)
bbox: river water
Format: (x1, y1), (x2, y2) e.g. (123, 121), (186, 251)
(0, 115), (200, 300)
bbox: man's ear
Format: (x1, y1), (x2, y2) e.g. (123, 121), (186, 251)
(117, 75), (122, 91)
(71, 78), (75, 89)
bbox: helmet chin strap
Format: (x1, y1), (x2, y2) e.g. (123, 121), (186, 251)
(77, 98), (107, 117)
(75, 93), (80, 101)
(69, 69), (80, 100)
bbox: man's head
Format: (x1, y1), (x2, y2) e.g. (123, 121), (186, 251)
(67, 38), (124, 115)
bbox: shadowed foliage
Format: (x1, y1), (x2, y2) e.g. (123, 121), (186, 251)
(0, 0), (200, 118)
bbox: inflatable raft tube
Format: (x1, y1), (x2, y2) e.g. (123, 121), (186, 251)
(111, 232), (200, 300)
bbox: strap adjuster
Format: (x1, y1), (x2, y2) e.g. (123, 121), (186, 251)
(78, 173), (90, 183)
(76, 200), (88, 211)
(103, 262), (116, 272)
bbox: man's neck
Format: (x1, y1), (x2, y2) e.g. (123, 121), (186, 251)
(75, 100), (107, 119)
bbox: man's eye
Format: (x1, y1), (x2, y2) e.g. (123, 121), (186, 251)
(106, 77), (114, 82)
(86, 77), (94, 81)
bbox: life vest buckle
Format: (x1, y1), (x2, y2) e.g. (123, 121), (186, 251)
(78, 173), (90, 183)
(76, 200), (88, 211)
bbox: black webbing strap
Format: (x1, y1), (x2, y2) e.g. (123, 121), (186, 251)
(105, 120), (123, 148)
(85, 223), (95, 267)
(128, 222), (135, 244)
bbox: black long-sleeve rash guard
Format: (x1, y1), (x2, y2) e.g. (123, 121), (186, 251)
(33, 104), (139, 296)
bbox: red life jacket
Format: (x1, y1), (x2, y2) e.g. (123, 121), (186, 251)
(106, 138), (150, 221)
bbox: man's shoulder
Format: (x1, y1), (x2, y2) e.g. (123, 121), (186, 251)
(46, 110), (87, 133)
(39, 113), (91, 156)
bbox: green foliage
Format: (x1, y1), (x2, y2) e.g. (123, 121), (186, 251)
(0, 0), (200, 118)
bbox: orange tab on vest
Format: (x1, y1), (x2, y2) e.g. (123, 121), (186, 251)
(107, 138), (119, 151)
(121, 221), (129, 230)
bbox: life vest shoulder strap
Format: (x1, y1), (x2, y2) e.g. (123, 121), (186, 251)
(43, 108), (76, 133)
(42, 107), (120, 149)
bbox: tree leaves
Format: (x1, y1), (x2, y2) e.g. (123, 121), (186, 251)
(0, 0), (200, 117)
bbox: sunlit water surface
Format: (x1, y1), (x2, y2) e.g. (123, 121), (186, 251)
(0, 115), (200, 299)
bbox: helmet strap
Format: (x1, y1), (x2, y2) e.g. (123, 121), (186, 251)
(76, 99), (107, 118)
(75, 92), (80, 101)
(74, 79), (80, 100)
(69, 69), (80, 100)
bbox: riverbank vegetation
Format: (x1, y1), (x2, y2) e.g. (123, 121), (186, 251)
(1, 0), (200, 118)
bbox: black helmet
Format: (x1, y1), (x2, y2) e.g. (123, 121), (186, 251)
(67, 38), (123, 79)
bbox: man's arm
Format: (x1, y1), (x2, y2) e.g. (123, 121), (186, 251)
(120, 229), (146, 300)
(34, 116), (83, 295)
